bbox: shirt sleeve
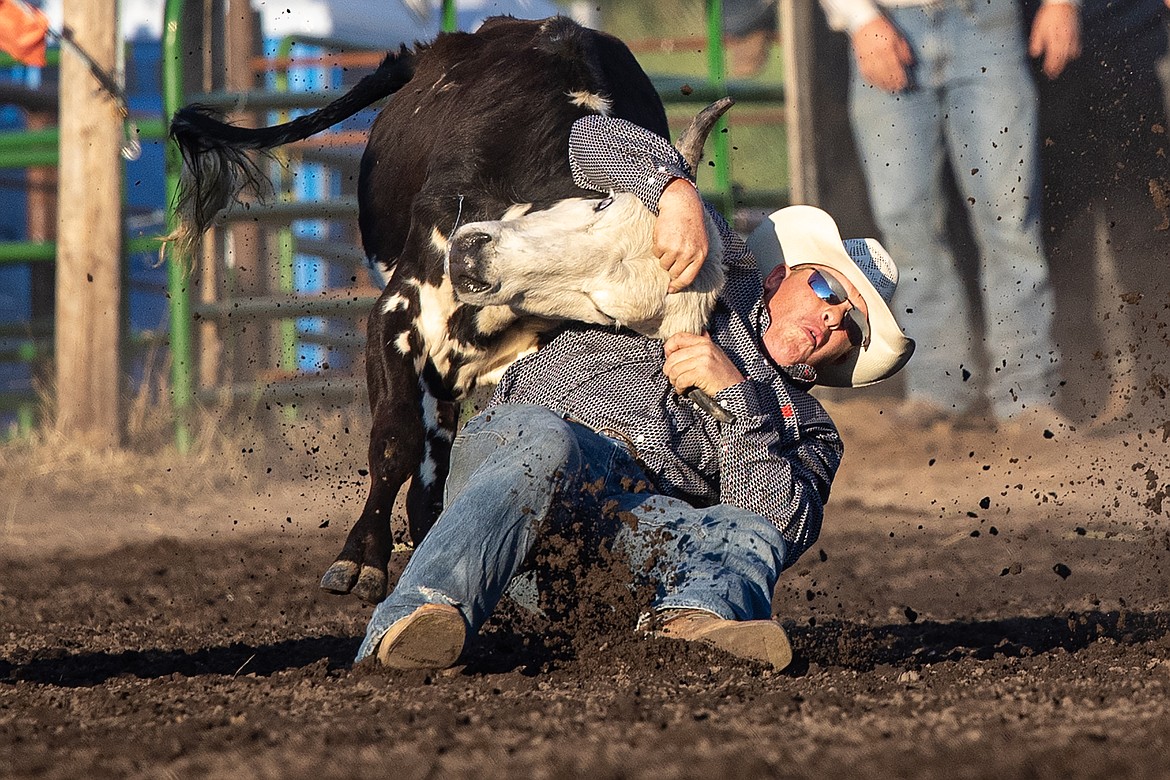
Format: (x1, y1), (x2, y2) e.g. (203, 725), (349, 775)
(712, 376), (843, 569)
(568, 114), (756, 270)
(817, 0), (881, 33)
(568, 114), (693, 215)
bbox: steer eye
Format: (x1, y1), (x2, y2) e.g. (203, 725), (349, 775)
(593, 196), (614, 213)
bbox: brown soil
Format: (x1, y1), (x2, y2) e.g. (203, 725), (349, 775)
(2, 398), (1169, 779)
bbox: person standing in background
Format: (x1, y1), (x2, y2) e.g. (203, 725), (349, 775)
(723, 0), (779, 77)
(819, 0), (1080, 430)
(1023, 0), (1170, 429)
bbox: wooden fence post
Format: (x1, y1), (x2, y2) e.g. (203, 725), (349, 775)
(780, 0), (816, 206)
(55, 0), (123, 446)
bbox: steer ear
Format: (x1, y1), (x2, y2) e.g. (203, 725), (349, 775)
(674, 97), (735, 172)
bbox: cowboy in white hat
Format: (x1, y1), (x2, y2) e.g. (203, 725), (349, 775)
(747, 204), (914, 389)
(357, 117), (914, 675)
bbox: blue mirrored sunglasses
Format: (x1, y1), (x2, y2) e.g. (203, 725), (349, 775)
(807, 269), (870, 348)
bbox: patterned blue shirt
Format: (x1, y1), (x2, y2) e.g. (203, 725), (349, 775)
(488, 116), (842, 569)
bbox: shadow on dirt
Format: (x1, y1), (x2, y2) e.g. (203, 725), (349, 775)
(5, 609), (1166, 688)
(0, 635), (361, 687)
(458, 629), (568, 677)
(793, 609), (1170, 671)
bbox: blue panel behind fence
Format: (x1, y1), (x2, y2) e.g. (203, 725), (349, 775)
(1, 40), (171, 436)
(0, 83), (36, 434)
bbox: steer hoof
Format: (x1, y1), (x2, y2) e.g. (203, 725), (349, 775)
(320, 559), (389, 603)
(352, 566), (389, 604)
(319, 560), (360, 595)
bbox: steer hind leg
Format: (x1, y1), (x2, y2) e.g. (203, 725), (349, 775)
(320, 395), (424, 603)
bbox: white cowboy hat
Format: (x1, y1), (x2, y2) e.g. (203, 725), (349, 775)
(747, 205), (915, 388)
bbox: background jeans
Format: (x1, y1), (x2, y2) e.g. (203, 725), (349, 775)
(848, 0), (1059, 418)
(356, 404), (787, 662)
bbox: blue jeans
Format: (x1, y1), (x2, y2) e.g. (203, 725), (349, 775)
(356, 404), (787, 662)
(848, 0), (1058, 418)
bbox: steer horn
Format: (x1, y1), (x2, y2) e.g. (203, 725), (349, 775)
(674, 96), (738, 426)
(674, 96), (735, 172)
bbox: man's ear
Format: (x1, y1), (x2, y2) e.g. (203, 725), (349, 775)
(763, 263), (787, 296)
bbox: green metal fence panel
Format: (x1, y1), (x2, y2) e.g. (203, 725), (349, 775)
(163, 0), (193, 452)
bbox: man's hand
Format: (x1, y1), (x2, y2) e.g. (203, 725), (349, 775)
(656, 177), (709, 294)
(1029, 1), (1081, 79)
(663, 331), (745, 397)
(851, 16), (913, 93)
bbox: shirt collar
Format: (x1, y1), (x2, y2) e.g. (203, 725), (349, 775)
(753, 295), (818, 388)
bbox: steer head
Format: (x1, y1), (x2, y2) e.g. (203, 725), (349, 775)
(447, 98), (734, 341)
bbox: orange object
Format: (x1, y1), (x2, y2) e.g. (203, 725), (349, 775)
(0, 0), (48, 67)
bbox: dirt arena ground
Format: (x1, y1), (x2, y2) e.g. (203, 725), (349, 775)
(2, 396), (1169, 779)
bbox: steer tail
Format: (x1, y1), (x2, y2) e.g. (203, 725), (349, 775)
(164, 47), (417, 261)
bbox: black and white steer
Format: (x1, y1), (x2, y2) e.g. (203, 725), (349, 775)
(168, 16), (728, 605)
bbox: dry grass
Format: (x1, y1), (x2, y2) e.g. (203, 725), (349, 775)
(0, 354), (374, 509)
(2, 413), (258, 509)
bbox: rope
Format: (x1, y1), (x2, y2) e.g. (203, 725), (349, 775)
(45, 23), (140, 160)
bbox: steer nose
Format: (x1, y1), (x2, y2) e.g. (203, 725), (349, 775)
(448, 230), (497, 298)
(449, 230), (492, 274)
(454, 231), (492, 255)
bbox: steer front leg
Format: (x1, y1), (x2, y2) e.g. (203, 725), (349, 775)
(320, 298), (425, 603)
(319, 394), (424, 603)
